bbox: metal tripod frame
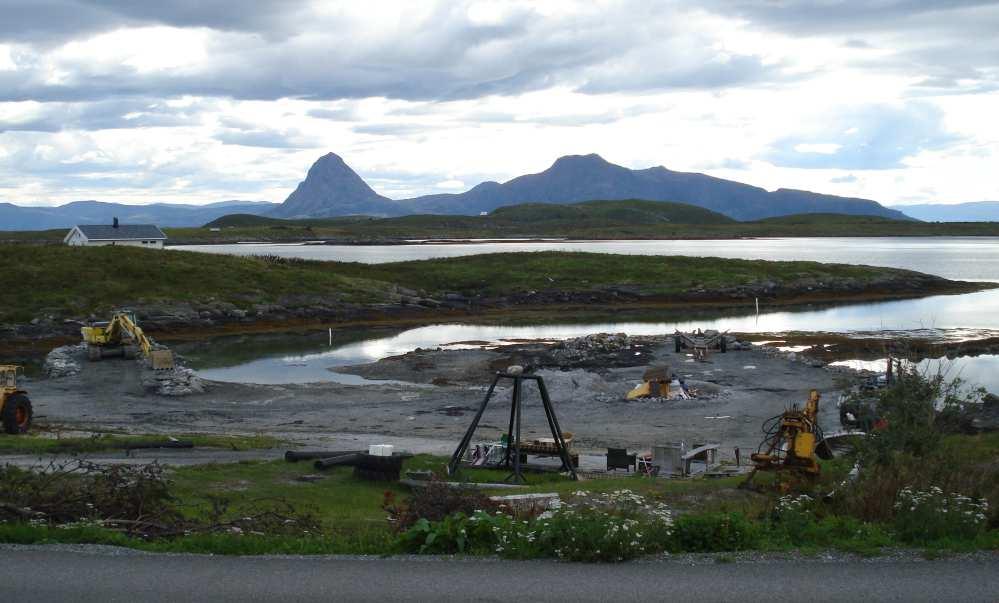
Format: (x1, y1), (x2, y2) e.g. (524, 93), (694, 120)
(447, 371), (578, 482)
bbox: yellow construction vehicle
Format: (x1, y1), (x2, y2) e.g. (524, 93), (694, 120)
(0, 365), (32, 434)
(81, 311), (174, 369)
(742, 389), (833, 490)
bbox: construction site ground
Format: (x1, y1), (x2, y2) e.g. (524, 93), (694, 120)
(10, 339), (849, 467)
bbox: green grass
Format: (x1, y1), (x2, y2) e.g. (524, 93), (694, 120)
(0, 431), (283, 454)
(0, 245), (391, 323)
(2, 453), (996, 556)
(331, 251), (943, 298)
(1, 246), (961, 326)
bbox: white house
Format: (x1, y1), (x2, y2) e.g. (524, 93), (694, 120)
(64, 218), (167, 248)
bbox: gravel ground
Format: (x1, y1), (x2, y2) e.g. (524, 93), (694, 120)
(18, 339), (851, 465)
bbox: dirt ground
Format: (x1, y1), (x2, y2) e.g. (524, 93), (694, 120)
(18, 338), (852, 464)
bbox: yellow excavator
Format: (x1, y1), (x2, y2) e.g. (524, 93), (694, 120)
(742, 389), (833, 490)
(0, 365), (32, 434)
(81, 311), (174, 370)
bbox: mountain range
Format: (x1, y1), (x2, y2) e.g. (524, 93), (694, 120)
(8, 152), (997, 230)
(0, 200), (275, 231)
(888, 201), (999, 222)
(269, 152), (909, 221)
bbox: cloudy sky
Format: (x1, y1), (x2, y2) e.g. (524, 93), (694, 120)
(1, 0), (997, 207)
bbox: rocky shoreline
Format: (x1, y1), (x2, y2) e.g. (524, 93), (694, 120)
(0, 272), (989, 351)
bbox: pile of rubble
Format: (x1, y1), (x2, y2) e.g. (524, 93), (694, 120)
(142, 366), (205, 397)
(43, 344), (85, 378)
(551, 333), (630, 362)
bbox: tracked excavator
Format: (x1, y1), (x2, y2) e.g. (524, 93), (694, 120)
(0, 365), (32, 434)
(81, 311), (174, 369)
(742, 389), (834, 491)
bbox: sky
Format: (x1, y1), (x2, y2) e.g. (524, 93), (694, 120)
(0, 0), (997, 207)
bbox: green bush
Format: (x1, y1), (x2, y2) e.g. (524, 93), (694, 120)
(397, 514), (473, 555)
(397, 489), (676, 562)
(893, 486), (989, 544)
(670, 512), (760, 552)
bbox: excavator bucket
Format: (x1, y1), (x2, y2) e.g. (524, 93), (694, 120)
(150, 350), (174, 370)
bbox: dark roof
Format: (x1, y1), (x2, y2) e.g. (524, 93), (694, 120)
(74, 224), (167, 240)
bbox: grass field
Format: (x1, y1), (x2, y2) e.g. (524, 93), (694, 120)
(0, 246), (954, 324)
(0, 244), (390, 323)
(0, 430), (283, 454)
(330, 251), (927, 298)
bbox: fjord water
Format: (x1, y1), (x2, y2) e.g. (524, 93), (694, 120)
(181, 237), (999, 385)
(175, 236), (999, 281)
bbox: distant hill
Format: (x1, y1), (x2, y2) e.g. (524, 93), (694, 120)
(157, 200), (999, 244)
(756, 213), (906, 225)
(233, 199), (731, 230)
(488, 199), (734, 225)
(892, 201), (999, 222)
(204, 213), (374, 228)
(0, 200), (276, 231)
(267, 152), (910, 222)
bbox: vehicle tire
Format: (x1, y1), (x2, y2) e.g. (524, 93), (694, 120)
(123, 345), (138, 359)
(2, 393), (32, 434)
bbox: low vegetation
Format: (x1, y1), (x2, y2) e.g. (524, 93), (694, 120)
(331, 251), (937, 298)
(0, 430), (283, 454)
(2, 371), (997, 559)
(0, 245), (973, 325)
(0, 245), (390, 323)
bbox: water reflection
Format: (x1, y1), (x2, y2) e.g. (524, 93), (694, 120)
(191, 289), (999, 385)
(830, 354), (999, 394)
(179, 236), (999, 385)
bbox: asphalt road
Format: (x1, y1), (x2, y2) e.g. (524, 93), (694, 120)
(2, 546), (998, 602)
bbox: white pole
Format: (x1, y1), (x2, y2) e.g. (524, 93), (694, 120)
(755, 297), (759, 315)
(329, 327), (333, 346)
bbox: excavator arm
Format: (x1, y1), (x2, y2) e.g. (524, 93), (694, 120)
(82, 311), (173, 369)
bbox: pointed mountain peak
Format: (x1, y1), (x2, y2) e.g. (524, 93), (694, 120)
(307, 152), (351, 172)
(269, 152), (399, 218)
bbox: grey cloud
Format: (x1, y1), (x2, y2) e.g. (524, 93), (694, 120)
(352, 123), (432, 136)
(580, 53), (787, 95)
(843, 39), (872, 49)
(0, 0), (299, 44)
(0, 130), (294, 198)
(767, 102), (959, 170)
(0, 1), (792, 104)
(830, 174), (858, 183)
(0, 98), (209, 132)
(708, 1), (998, 35)
(307, 107), (360, 121)
(214, 125), (319, 149)
(713, 1), (999, 92)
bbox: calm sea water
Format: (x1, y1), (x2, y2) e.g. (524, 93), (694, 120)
(174, 237), (999, 281)
(179, 237), (999, 386)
